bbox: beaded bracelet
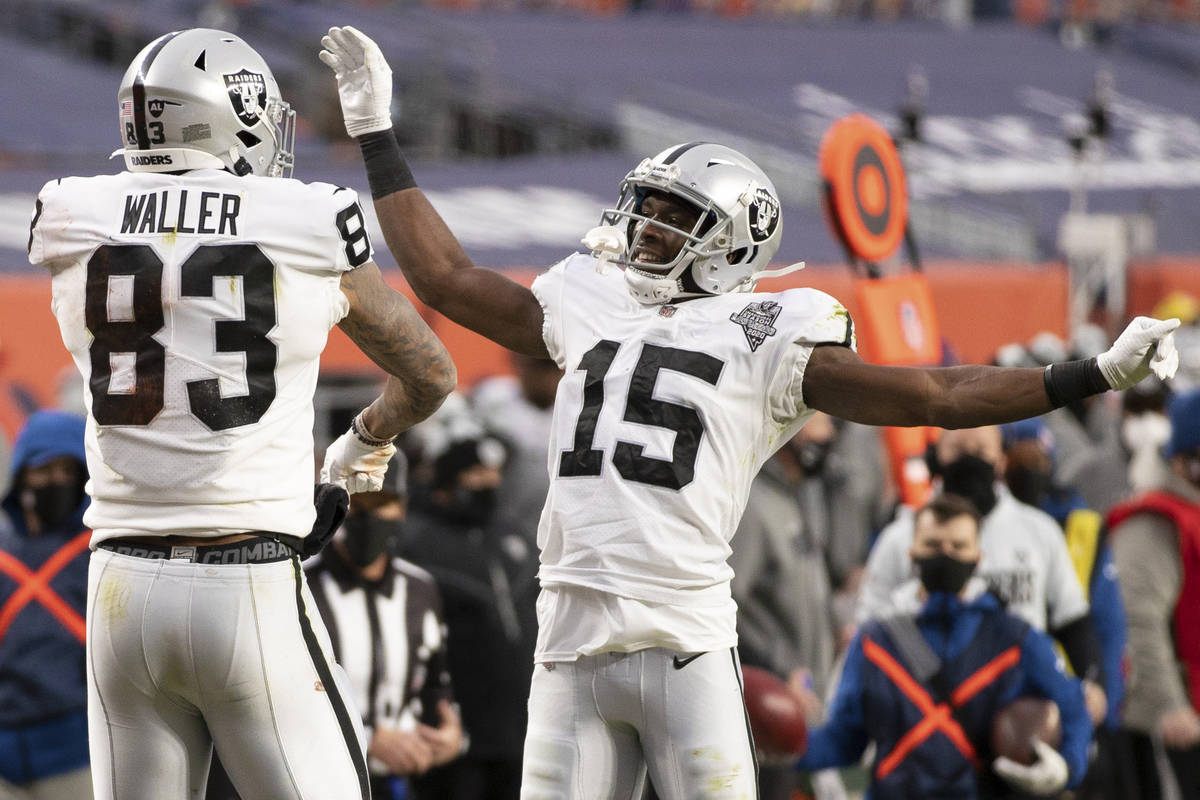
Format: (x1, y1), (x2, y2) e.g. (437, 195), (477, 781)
(351, 411), (395, 447)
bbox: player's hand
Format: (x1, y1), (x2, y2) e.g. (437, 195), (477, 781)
(417, 699), (465, 767)
(1095, 316), (1180, 390)
(1082, 680), (1108, 726)
(992, 739), (1069, 796)
(369, 727), (434, 775)
(319, 26), (393, 137)
(321, 426), (396, 494)
(1159, 705), (1200, 750)
(786, 668), (823, 725)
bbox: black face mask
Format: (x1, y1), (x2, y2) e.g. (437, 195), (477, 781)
(914, 552), (978, 595)
(445, 487), (497, 526)
(24, 482), (84, 533)
(1005, 466), (1050, 508)
(795, 440), (831, 477)
(940, 454), (998, 516)
(341, 514), (398, 568)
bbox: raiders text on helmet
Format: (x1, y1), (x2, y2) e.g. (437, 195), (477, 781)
(116, 29), (295, 178)
(595, 142), (796, 305)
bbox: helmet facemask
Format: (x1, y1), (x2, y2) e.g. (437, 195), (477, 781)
(591, 145), (796, 306)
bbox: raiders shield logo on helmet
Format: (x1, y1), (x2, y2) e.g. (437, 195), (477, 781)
(223, 69), (267, 126)
(747, 187), (780, 243)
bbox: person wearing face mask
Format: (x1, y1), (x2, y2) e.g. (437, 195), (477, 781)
(1000, 420), (1127, 742)
(728, 411), (846, 800)
(299, 451), (464, 800)
(0, 411), (92, 800)
(857, 426), (1108, 729)
(1107, 387), (1200, 800)
(796, 493), (1093, 799)
(401, 418), (536, 800)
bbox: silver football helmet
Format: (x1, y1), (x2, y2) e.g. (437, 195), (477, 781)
(116, 29), (295, 177)
(596, 142), (790, 304)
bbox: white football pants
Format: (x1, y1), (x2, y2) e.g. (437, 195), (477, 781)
(85, 548), (369, 800)
(520, 648), (757, 800)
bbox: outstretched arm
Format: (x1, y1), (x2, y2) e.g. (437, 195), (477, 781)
(320, 26), (548, 359)
(804, 346), (1050, 428)
(803, 316), (1179, 429)
(371, 189), (549, 358)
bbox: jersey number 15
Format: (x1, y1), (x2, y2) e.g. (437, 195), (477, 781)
(559, 340), (724, 491)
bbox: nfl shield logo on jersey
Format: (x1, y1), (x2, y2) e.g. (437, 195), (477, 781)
(223, 69), (267, 126)
(730, 300), (782, 352)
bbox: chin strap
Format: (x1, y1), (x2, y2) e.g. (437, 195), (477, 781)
(746, 261), (806, 286)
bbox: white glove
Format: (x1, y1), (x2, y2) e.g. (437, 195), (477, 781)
(321, 427), (396, 494)
(1096, 316), (1181, 390)
(581, 225), (626, 275)
(319, 26), (394, 137)
(992, 739), (1070, 797)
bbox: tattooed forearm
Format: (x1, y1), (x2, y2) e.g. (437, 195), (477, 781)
(338, 263), (457, 437)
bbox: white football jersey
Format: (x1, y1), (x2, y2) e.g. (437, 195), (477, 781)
(28, 169), (373, 541)
(530, 253), (854, 650)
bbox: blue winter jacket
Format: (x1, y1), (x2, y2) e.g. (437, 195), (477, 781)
(796, 590), (1092, 798)
(0, 410), (91, 783)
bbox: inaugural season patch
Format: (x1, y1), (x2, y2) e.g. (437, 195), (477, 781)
(730, 300), (782, 352)
(223, 69), (266, 126)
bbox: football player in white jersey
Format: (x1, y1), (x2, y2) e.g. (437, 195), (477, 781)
(27, 29), (456, 800)
(320, 26), (1180, 800)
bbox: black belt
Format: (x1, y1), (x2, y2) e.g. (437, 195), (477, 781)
(98, 533), (301, 565)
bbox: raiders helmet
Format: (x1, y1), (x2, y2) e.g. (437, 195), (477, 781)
(116, 29), (295, 178)
(597, 142), (786, 304)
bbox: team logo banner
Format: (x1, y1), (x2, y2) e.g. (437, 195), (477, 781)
(730, 300), (782, 352)
(223, 69), (266, 126)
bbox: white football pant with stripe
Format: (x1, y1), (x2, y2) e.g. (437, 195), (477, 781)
(86, 548), (370, 800)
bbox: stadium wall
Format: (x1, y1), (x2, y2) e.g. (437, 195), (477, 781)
(5, 260), (1200, 406)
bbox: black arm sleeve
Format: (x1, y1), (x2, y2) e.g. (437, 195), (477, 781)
(1051, 612), (1104, 685)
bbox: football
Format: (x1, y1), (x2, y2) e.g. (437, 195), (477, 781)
(990, 696), (1062, 765)
(741, 665), (809, 757)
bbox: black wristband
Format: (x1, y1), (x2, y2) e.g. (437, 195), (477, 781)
(358, 130), (416, 200)
(1043, 358), (1110, 409)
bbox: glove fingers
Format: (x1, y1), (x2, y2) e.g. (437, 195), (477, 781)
(330, 27), (364, 57)
(327, 29), (363, 67)
(323, 29), (352, 59)
(992, 756), (1026, 779)
(317, 49), (340, 71)
(1151, 332), (1180, 379)
(342, 26), (374, 51)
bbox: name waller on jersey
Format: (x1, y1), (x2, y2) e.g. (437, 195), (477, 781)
(121, 190), (241, 236)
